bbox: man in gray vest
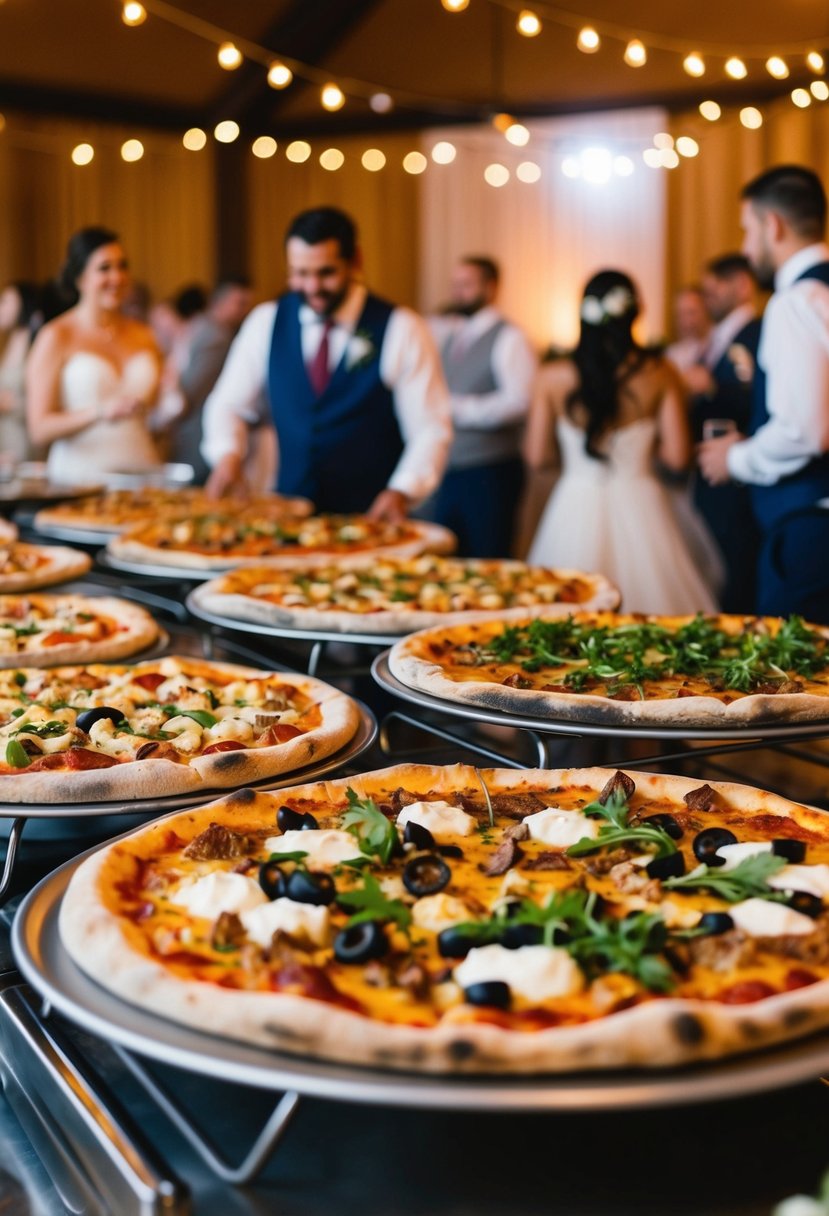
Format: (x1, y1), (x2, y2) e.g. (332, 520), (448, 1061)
(423, 256), (537, 556)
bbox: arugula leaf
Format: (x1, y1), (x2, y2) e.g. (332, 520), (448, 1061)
(336, 872), (412, 933)
(341, 787), (398, 865)
(5, 739), (30, 768)
(567, 793), (678, 858)
(266, 850), (309, 865)
(175, 709), (218, 729)
(567, 900), (674, 992)
(11, 720), (68, 739)
(664, 852), (788, 902)
(12, 672), (26, 687)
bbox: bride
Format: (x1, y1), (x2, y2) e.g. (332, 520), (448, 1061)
(26, 226), (162, 484)
(525, 270), (717, 614)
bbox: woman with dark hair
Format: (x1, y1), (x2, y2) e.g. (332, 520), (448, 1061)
(26, 226), (162, 483)
(0, 280), (42, 462)
(524, 270), (717, 613)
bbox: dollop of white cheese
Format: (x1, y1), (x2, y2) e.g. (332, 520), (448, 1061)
(715, 841), (772, 871)
(264, 829), (362, 868)
(241, 898), (330, 948)
(172, 872), (267, 919)
(412, 893), (475, 933)
(730, 898), (815, 937)
(767, 864), (829, 899)
(453, 944), (584, 1003)
(523, 807), (600, 849)
(396, 800), (476, 840)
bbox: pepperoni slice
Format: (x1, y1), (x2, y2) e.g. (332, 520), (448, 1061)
(25, 748), (119, 772)
(259, 723), (303, 745)
(40, 631), (82, 647)
(202, 740), (246, 755)
(718, 980), (777, 1004)
(132, 673), (166, 691)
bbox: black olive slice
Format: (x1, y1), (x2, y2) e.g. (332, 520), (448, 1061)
(277, 805), (318, 832)
(464, 981), (511, 1010)
(75, 706), (124, 732)
(640, 813), (684, 840)
(645, 852), (686, 880)
(697, 912), (735, 936)
(772, 839), (807, 863)
(438, 926), (484, 959)
(500, 922), (544, 949)
(258, 861), (287, 901)
(333, 921), (388, 964)
(285, 869), (336, 906)
(403, 820), (435, 850)
(692, 828), (738, 867)
(787, 891), (823, 919)
(402, 853), (451, 898)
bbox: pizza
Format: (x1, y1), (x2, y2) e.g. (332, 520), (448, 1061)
(190, 557), (620, 635)
(58, 761), (829, 1073)
(0, 518), (17, 543)
(0, 655), (360, 803)
(34, 487), (312, 537)
(0, 593), (159, 667)
(107, 513), (456, 571)
(388, 612), (829, 726)
(0, 542), (92, 591)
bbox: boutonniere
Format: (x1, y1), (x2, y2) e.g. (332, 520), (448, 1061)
(346, 329), (377, 371)
(727, 343), (755, 384)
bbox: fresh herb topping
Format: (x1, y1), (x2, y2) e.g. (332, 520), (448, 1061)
(567, 793), (679, 858)
(342, 788), (398, 865)
(5, 739), (31, 768)
(175, 709), (218, 729)
(664, 852), (789, 902)
(266, 850), (309, 865)
(469, 614), (826, 695)
(336, 872), (412, 933)
(11, 720), (68, 739)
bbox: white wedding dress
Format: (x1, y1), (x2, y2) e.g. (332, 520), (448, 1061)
(47, 351), (162, 484)
(528, 415), (717, 615)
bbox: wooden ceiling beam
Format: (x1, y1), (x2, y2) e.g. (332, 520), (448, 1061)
(0, 79), (200, 131)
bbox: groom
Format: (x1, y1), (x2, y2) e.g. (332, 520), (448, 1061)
(202, 207), (451, 519)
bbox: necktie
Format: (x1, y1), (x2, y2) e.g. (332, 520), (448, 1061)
(308, 318), (334, 396)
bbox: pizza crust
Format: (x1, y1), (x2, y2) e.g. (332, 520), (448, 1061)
(1, 661), (360, 802)
(34, 490), (313, 538)
(0, 519), (18, 543)
(190, 566), (621, 636)
(388, 618), (829, 727)
(0, 544), (92, 592)
(58, 763), (829, 1073)
(0, 594), (159, 668)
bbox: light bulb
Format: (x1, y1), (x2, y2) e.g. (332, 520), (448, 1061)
(214, 120), (240, 143)
(122, 2), (146, 26)
(624, 39), (647, 68)
(659, 148), (680, 169)
(267, 62), (293, 89)
(642, 148), (661, 168)
(517, 160), (541, 183)
(577, 26), (600, 53)
(807, 51), (825, 74)
(441, 0), (469, 11)
(370, 92), (393, 113)
(740, 107), (763, 129)
(516, 10), (541, 37)
(699, 99), (722, 121)
(285, 141), (311, 163)
(431, 141), (457, 164)
(683, 53), (705, 78)
(766, 56), (789, 79)
(614, 155), (634, 176)
(321, 83), (345, 111)
(320, 148), (345, 171)
(675, 136), (700, 157)
(562, 156), (580, 178)
(183, 128), (207, 151)
(71, 143), (94, 166)
(217, 42), (242, 70)
(403, 151), (427, 174)
(725, 57), (747, 80)
(362, 148), (386, 171)
(252, 136), (277, 159)
(120, 139), (144, 162)
(505, 122), (530, 147)
(811, 80), (829, 100)
(792, 88), (812, 108)
(484, 163), (510, 187)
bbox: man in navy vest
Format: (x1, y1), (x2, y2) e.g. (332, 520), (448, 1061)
(201, 207), (451, 520)
(698, 166), (829, 623)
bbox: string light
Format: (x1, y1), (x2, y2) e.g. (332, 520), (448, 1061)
(653, 132), (674, 150)
(217, 42), (242, 70)
(491, 112), (514, 133)
(121, 2), (146, 27)
(441, 0), (469, 10)
(252, 136), (277, 158)
(321, 83), (345, 111)
(562, 156), (580, 178)
(267, 61), (293, 89)
(320, 148), (345, 170)
(516, 10), (541, 37)
(431, 141), (457, 164)
(642, 148), (661, 168)
(214, 120), (240, 143)
(285, 140), (311, 163)
(370, 93), (394, 113)
(120, 138), (144, 162)
(71, 143), (94, 166)
(576, 27), (600, 53)
(659, 148), (680, 169)
(484, 163), (510, 187)
(683, 53), (705, 77)
(675, 136), (699, 157)
(624, 39), (647, 68)
(812, 80), (829, 100)
(516, 160), (541, 182)
(765, 56), (789, 79)
(362, 148), (386, 171)
(614, 155), (634, 175)
(807, 51), (825, 73)
(725, 57), (747, 79)
(182, 127), (206, 150)
(699, 99), (722, 120)
(792, 87), (812, 107)
(740, 107), (763, 129)
(402, 151), (427, 174)
(505, 122), (530, 146)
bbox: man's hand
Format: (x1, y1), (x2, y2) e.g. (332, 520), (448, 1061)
(683, 364), (715, 397)
(697, 432), (743, 486)
(205, 452), (246, 500)
(366, 488), (410, 522)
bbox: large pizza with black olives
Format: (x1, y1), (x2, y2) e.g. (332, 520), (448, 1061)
(59, 763), (829, 1072)
(107, 513), (456, 571)
(388, 612), (829, 726)
(190, 557), (619, 634)
(0, 655), (360, 802)
(0, 593), (158, 667)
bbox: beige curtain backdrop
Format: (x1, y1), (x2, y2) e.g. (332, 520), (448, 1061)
(0, 114), (216, 301)
(246, 133), (421, 306)
(666, 94), (829, 302)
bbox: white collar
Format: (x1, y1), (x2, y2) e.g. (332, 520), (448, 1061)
(298, 282), (367, 331)
(775, 242), (829, 291)
(453, 305), (502, 342)
(706, 303), (756, 367)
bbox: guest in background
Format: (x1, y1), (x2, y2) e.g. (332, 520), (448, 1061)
(26, 226), (162, 483)
(0, 281), (42, 463)
(202, 206), (451, 519)
(699, 165), (829, 622)
(688, 253), (762, 612)
(420, 256), (536, 556)
(665, 284), (711, 374)
(525, 270), (717, 614)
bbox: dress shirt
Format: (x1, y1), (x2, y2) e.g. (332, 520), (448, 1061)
(429, 307), (537, 429)
(703, 303), (757, 371)
(728, 242), (829, 486)
(201, 284), (451, 504)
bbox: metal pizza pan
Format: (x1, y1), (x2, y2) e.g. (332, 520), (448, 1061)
(186, 590), (402, 647)
(371, 651), (829, 743)
(13, 854), (829, 1111)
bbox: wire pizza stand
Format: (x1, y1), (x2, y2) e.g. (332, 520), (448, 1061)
(0, 701), (376, 903)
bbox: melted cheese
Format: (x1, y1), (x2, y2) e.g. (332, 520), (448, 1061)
(172, 872), (267, 918)
(730, 898), (815, 937)
(241, 899), (330, 948)
(523, 807), (600, 849)
(396, 800), (476, 840)
(768, 864), (829, 898)
(265, 829), (362, 868)
(454, 944), (584, 1002)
